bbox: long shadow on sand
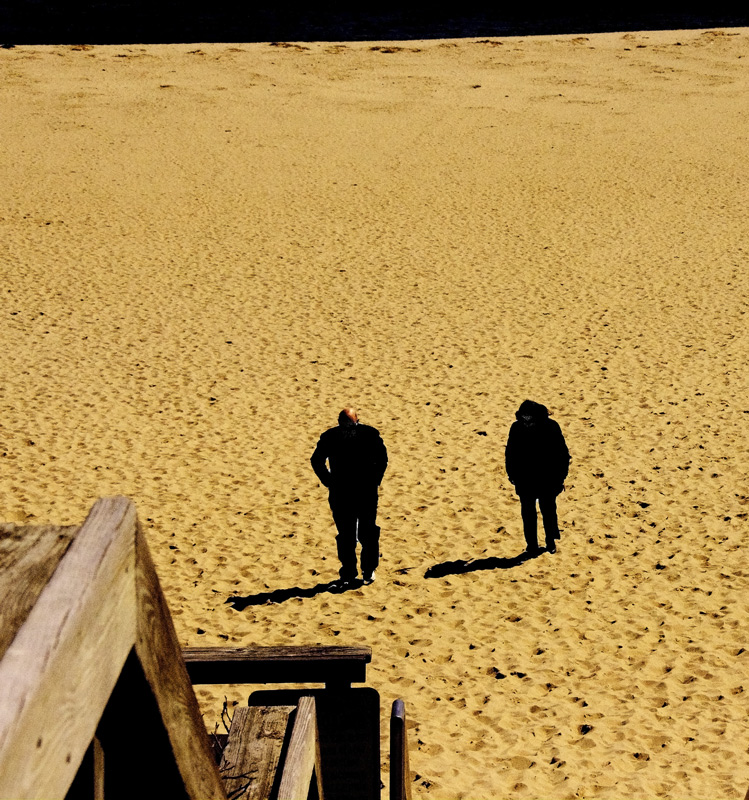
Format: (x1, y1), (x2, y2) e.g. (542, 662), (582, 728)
(425, 551), (535, 579)
(228, 579), (363, 611)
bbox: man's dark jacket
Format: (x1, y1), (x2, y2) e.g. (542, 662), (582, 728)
(505, 400), (570, 494)
(311, 424), (388, 489)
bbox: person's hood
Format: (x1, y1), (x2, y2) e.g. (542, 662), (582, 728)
(515, 399), (550, 421)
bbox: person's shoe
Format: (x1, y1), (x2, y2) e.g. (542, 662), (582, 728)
(331, 576), (357, 590)
(546, 542), (557, 554)
(526, 546), (543, 558)
(362, 571), (376, 585)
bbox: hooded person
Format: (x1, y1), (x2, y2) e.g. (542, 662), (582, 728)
(505, 399), (570, 555)
(311, 408), (388, 585)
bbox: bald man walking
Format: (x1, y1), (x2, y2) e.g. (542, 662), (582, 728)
(311, 408), (388, 586)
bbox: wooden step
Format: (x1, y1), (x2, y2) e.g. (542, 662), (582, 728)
(219, 697), (323, 800)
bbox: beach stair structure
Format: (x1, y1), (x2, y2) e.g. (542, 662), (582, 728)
(0, 496), (413, 800)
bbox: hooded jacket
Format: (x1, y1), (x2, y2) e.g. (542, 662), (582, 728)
(505, 400), (570, 493)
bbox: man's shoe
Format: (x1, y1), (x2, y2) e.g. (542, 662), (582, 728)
(526, 546), (543, 558)
(363, 571), (375, 585)
(331, 577), (357, 590)
(546, 543), (557, 554)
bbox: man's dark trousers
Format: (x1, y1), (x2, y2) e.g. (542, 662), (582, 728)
(518, 490), (560, 552)
(329, 485), (380, 580)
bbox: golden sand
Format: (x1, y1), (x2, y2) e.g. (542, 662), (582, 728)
(2, 28), (749, 798)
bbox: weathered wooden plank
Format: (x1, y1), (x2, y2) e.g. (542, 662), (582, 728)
(183, 646), (371, 687)
(219, 705), (295, 800)
(0, 498), (137, 799)
(250, 688), (381, 800)
(134, 525), (227, 800)
(389, 700), (412, 800)
(0, 523), (78, 662)
(277, 696), (324, 800)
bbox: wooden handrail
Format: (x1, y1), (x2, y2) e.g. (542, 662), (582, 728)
(390, 699), (412, 800)
(183, 645), (371, 688)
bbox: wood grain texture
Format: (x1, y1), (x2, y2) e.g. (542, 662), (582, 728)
(277, 696), (323, 800)
(0, 523), (78, 661)
(183, 645), (371, 686)
(134, 525), (227, 800)
(219, 705), (295, 800)
(0, 497), (137, 799)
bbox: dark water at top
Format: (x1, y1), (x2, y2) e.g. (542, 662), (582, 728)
(1, 5), (748, 46)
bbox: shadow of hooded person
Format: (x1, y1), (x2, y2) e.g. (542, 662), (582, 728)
(505, 399), (571, 556)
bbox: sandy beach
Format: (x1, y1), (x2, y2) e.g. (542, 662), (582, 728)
(2, 27), (749, 798)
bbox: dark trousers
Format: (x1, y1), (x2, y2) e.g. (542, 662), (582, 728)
(328, 486), (380, 580)
(518, 490), (560, 551)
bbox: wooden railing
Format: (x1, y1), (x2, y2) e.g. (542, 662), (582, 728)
(0, 497), (414, 800)
(183, 644), (371, 688)
(0, 497), (225, 800)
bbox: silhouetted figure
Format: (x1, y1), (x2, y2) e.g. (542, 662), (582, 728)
(505, 400), (570, 555)
(311, 408), (388, 586)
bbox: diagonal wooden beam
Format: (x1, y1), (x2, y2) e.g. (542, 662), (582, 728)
(0, 497), (138, 799)
(134, 523), (226, 799)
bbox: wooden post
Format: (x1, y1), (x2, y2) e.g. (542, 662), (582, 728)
(277, 696), (324, 800)
(389, 699), (412, 800)
(64, 737), (104, 800)
(92, 738), (105, 800)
